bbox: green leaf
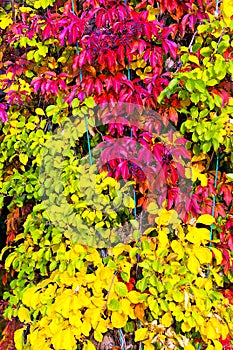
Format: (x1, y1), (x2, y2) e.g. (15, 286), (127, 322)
(202, 141), (211, 153)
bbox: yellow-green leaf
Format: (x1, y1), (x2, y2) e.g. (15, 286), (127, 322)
(115, 282), (128, 297)
(123, 196), (135, 209)
(19, 153), (28, 165)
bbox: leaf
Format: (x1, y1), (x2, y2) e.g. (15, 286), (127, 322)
(5, 252), (18, 270)
(123, 196), (135, 209)
(172, 290), (184, 303)
(213, 340), (223, 350)
(196, 214), (215, 225)
(194, 247), (212, 264)
(186, 227), (210, 244)
(35, 107), (45, 116)
(161, 312), (173, 327)
(188, 55), (199, 65)
(14, 328), (25, 350)
(127, 290), (142, 304)
(187, 255), (200, 274)
(171, 240), (184, 260)
(211, 248), (223, 265)
(0, 15), (12, 29)
(115, 282), (128, 297)
(111, 311), (128, 328)
(184, 343), (195, 350)
(18, 306), (31, 323)
(134, 328), (148, 342)
(135, 303), (145, 321)
(19, 153), (28, 165)
(222, 0), (233, 24)
(85, 97), (95, 108)
(83, 340), (96, 350)
(226, 173), (233, 180)
(108, 298), (120, 311)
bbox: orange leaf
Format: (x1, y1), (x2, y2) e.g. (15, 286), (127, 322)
(135, 303), (145, 321)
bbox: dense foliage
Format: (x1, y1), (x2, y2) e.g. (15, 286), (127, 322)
(0, 0), (233, 349)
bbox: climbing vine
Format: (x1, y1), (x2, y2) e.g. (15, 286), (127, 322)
(0, 0), (233, 349)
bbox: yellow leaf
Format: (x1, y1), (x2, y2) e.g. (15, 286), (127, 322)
(18, 306), (31, 323)
(120, 298), (136, 319)
(147, 5), (160, 21)
(157, 228), (169, 248)
(211, 247), (223, 265)
(213, 340), (223, 350)
(206, 345), (214, 350)
(123, 196), (135, 209)
(186, 226), (210, 244)
(143, 340), (156, 350)
(171, 240), (184, 260)
(0, 15), (13, 29)
(127, 290), (141, 304)
(134, 328), (148, 342)
(222, 0), (233, 24)
(81, 319), (91, 336)
(83, 341), (96, 350)
(181, 322), (192, 332)
(35, 108), (45, 115)
(192, 167), (208, 186)
(22, 286), (38, 307)
(161, 312), (173, 327)
(184, 343), (195, 350)
(194, 247), (212, 264)
(196, 214), (215, 225)
(94, 331), (103, 342)
(205, 320), (218, 340)
(14, 328), (25, 350)
(111, 311), (128, 328)
(155, 209), (179, 226)
(187, 255), (200, 274)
